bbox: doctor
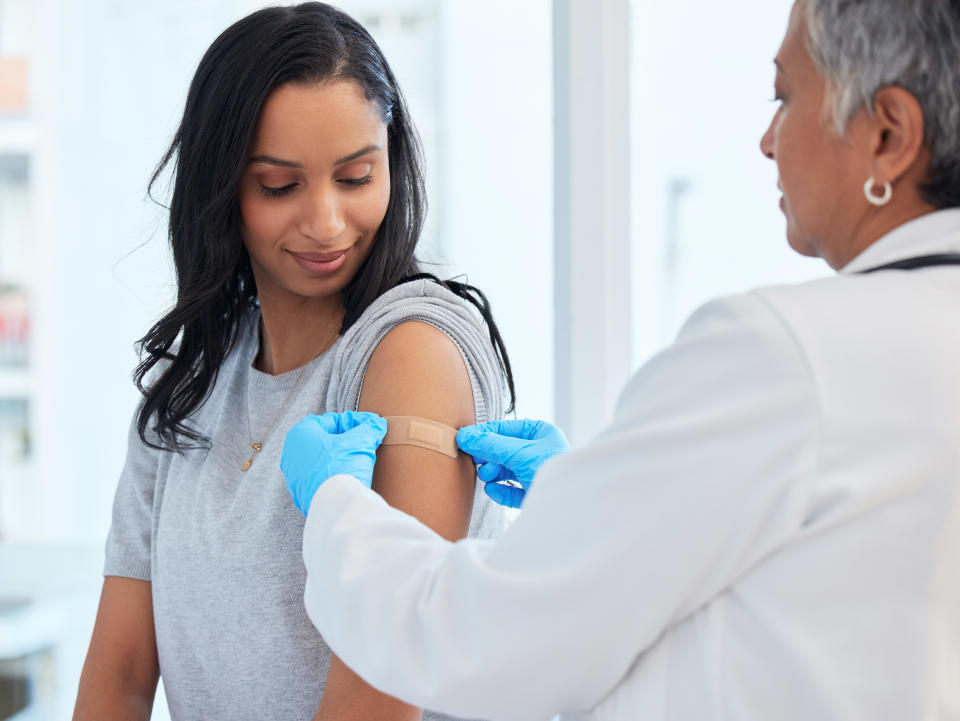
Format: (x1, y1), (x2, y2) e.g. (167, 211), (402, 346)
(281, 1), (960, 719)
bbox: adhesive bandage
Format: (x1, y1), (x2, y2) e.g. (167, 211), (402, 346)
(381, 416), (460, 458)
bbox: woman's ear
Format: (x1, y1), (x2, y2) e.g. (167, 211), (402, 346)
(870, 86), (926, 186)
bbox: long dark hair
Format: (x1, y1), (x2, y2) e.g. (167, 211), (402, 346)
(136, 2), (515, 452)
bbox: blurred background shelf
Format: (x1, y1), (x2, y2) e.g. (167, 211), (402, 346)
(0, 122), (36, 155)
(0, 542), (102, 721)
(0, 368), (30, 397)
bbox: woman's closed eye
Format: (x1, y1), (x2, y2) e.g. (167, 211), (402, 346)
(259, 182), (298, 198)
(339, 174), (374, 187)
(258, 176), (373, 197)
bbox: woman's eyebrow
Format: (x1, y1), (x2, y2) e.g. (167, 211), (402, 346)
(246, 144), (381, 168)
(334, 144), (381, 165)
(248, 155), (302, 168)
(773, 58), (788, 78)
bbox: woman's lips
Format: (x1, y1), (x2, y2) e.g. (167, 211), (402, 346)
(289, 248), (351, 275)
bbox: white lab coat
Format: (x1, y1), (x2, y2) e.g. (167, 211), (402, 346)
(301, 209), (960, 721)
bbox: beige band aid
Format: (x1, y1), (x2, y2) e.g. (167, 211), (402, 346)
(381, 416), (460, 458)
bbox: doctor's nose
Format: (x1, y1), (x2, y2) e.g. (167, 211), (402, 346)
(759, 119), (776, 160)
(298, 189), (347, 243)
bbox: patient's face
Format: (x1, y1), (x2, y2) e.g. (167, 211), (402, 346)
(238, 80), (391, 303)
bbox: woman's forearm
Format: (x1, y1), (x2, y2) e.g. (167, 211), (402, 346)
(312, 654), (422, 721)
(73, 674), (157, 721)
(73, 577), (160, 721)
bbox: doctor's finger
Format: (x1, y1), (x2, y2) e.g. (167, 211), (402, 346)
(313, 411), (385, 436)
(312, 412), (351, 435)
(456, 430), (529, 465)
(483, 481), (526, 509)
(337, 411), (387, 435)
(477, 462), (514, 483)
(460, 419), (544, 441)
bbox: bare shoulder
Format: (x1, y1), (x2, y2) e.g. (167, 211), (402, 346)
(360, 320), (475, 427)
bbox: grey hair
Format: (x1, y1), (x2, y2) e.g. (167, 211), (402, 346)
(804, 0), (960, 207)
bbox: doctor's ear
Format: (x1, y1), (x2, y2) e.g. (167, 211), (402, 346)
(868, 86), (928, 187)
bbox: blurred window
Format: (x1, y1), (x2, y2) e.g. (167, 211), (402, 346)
(630, 0), (828, 365)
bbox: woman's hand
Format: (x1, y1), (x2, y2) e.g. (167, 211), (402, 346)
(281, 411), (388, 515)
(457, 419), (570, 508)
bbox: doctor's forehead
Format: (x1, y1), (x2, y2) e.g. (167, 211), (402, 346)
(774, 2), (816, 81)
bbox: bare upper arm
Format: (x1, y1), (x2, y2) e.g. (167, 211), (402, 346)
(358, 320), (478, 542)
(74, 576), (159, 720)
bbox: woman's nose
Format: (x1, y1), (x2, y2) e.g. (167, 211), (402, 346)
(299, 189), (346, 243)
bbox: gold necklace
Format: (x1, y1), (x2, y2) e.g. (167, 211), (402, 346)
(242, 323), (340, 472)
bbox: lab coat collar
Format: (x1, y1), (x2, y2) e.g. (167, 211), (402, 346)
(841, 208), (960, 274)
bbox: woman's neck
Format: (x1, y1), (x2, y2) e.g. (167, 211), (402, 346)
(255, 291), (344, 376)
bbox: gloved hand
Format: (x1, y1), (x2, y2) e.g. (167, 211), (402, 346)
(456, 419), (570, 509)
(281, 411), (388, 515)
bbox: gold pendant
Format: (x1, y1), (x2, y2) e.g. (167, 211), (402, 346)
(242, 442), (263, 472)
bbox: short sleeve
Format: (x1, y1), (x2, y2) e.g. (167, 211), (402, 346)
(103, 408), (160, 581)
(330, 279), (506, 424)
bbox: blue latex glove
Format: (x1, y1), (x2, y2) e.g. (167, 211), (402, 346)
(281, 411), (388, 515)
(456, 419), (570, 508)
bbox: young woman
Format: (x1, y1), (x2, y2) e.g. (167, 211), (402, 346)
(73, 4), (515, 720)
